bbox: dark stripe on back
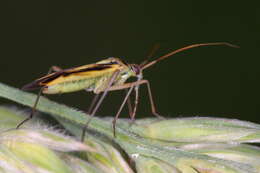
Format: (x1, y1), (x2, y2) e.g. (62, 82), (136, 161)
(22, 71), (63, 90)
(22, 64), (113, 91)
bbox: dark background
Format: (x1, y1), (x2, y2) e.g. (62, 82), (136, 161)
(2, 1), (260, 123)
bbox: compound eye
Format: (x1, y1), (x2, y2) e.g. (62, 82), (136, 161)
(131, 65), (140, 75)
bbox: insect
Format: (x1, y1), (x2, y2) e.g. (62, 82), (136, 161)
(17, 42), (238, 141)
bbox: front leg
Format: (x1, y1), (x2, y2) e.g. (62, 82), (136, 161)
(108, 79), (163, 136)
(108, 80), (163, 119)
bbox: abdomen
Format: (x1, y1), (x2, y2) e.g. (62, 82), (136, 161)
(43, 77), (98, 94)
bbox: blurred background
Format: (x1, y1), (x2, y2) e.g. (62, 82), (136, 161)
(2, 1), (259, 123)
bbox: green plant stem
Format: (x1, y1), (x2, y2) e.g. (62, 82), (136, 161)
(0, 83), (257, 173)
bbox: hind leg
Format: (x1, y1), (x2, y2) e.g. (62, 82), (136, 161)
(16, 66), (63, 129)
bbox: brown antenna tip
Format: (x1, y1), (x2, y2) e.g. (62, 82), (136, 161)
(141, 42), (239, 70)
(218, 42), (240, 48)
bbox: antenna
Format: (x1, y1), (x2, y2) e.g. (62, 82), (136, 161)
(140, 42), (239, 70)
(140, 43), (160, 67)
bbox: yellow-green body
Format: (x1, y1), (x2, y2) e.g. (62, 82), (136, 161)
(22, 58), (138, 94)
